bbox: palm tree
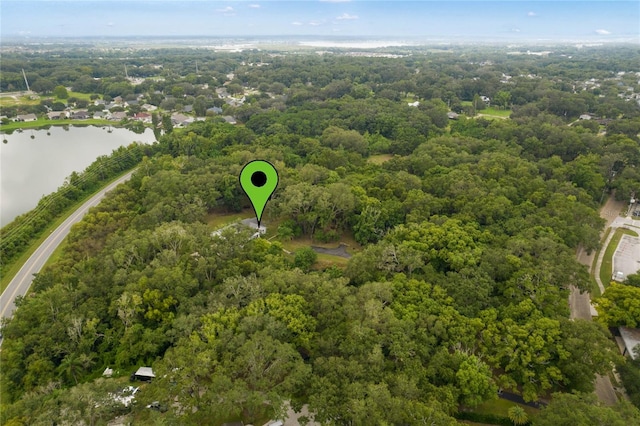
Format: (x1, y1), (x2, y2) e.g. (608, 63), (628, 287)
(508, 405), (528, 425)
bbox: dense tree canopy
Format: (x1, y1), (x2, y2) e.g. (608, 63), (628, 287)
(2, 45), (640, 425)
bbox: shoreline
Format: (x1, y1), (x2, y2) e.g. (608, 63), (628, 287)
(1, 119), (151, 135)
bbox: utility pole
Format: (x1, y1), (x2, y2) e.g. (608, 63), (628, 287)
(22, 68), (31, 92)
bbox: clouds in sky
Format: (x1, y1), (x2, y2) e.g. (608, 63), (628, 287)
(336, 13), (358, 21)
(1, 1), (638, 41)
(215, 5), (235, 17)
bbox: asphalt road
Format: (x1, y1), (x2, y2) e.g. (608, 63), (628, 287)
(568, 194), (626, 406)
(0, 171), (134, 321)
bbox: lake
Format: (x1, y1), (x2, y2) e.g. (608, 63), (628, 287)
(0, 126), (157, 226)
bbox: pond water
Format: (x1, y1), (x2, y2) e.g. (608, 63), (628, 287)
(0, 126), (156, 226)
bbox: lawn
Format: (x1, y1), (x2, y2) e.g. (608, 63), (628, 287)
(205, 209), (255, 229)
(472, 397), (539, 418)
(600, 227), (639, 287)
(481, 107), (512, 118)
(458, 101), (511, 119)
(66, 91), (95, 101)
(367, 154), (394, 164)
(0, 95), (41, 107)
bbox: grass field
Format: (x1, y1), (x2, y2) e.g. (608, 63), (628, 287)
(481, 107), (512, 117)
(472, 397), (539, 418)
(0, 95), (41, 107)
(205, 209), (256, 229)
(600, 227), (639, 287)
(459, 101), (511, 119)
(0, 91), (95, 108)
(367, 154), (394, 164)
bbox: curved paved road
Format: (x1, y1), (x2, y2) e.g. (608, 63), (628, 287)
(0, 171), (134, 321)
(570, 195), (626, 406)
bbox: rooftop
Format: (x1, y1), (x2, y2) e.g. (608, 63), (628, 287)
(620, 326), (640, 360)
(135, 366), (155, 378)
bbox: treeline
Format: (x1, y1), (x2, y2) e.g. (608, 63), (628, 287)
(0, 142), (155, 278)
(3, 45), (640, 128)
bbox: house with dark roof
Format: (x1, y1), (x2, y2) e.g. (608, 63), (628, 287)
(71, 110), (90, 120)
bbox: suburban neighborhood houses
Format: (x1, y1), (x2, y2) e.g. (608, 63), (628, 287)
(0, 68), (258, 130)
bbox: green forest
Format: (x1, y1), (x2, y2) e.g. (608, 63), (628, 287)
(2, 45), (640, 425)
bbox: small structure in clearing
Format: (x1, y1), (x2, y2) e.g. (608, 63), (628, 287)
(131, 366), (155, 382)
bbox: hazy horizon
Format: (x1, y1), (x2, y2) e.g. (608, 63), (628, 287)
(1, 1), (638, 44)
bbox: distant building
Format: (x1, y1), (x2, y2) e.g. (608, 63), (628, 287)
(223, 116), (237, 125)
(47, 111), (68, 120)
(171, 113), (193, 126)
(111, 111), (127, 121)
(70, 110), (89, 120)
(447, 112), (459, 120)
(15, 114), (37, 122)
(93, 111), (109, 119)
(207, 106), (223, 115)
(134, 112), (152, 123)
(407, 101), (420, 107)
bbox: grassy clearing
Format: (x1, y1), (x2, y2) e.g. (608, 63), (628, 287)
(0, 95), (41, 107)
(0, 169), (134, 293)
(1, 118), (114, 133)
(481, 107), (512, 117)
(205, 209), (255, 229)
(66, 91), (94, 101)
(472, 397), (539, 418)
(279, 233), (361, 254)
(600, 227), (639, 287)
(367, 154), (394, 165)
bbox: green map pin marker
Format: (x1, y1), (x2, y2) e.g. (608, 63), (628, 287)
(239, 160), (278, 228)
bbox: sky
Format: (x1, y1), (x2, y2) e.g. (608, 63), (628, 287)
(1, 1), (638, 42)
